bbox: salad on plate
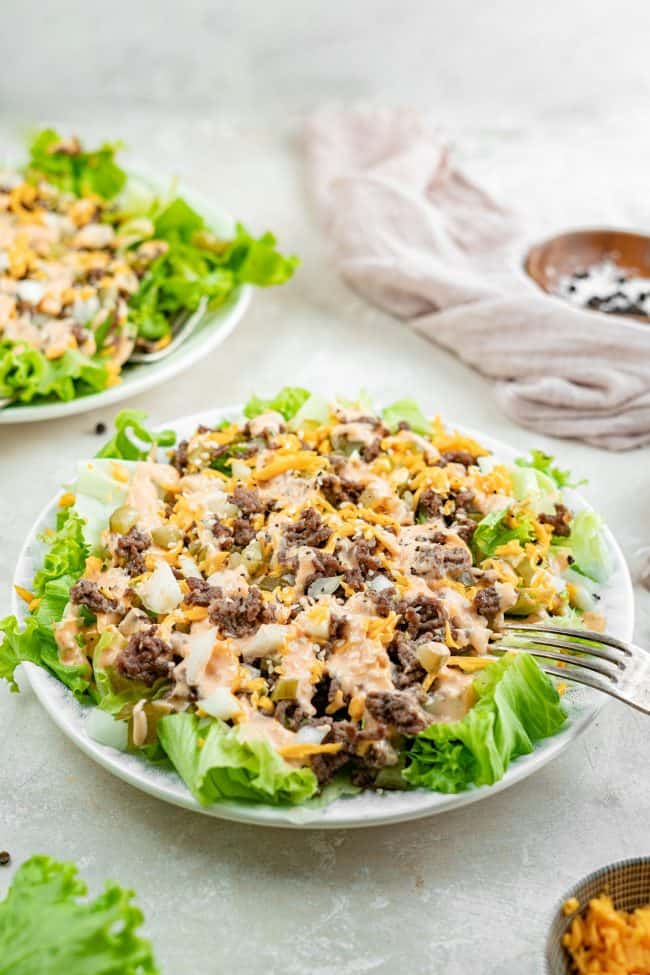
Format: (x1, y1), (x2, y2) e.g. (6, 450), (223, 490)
(0, 130), (297, 405)
(0, 390), (613, 808)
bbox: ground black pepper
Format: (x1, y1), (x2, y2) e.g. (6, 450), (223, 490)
(0, 851), (10, 866)
(94, 421), (107, 435)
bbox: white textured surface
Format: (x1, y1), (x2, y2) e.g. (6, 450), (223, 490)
(1, 3), (650, 972)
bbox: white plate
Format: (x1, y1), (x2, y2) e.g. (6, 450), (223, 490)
(0, 180), (251, 424)
(13, 406), (635, 828)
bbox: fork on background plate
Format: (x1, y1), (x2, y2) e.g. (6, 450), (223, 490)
(492, 622), (650, 715)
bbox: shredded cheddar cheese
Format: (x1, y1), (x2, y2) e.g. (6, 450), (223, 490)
(562, 894), (650, 974)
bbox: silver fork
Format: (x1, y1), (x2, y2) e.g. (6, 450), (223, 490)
(492, 622), (650, 715)
(128, 295), (208, 364)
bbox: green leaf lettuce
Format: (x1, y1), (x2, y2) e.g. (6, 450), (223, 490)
(0, 855), (158, 974)
(26, 128), (126, 200)
(404, 653), (567, 794)
(471, 507), (535, 560)
(0, 341), (109, 405)
(243, 386), (311, 421)
(0, 508), (91, 694)
(158, 712), (318, 806)
(96, 410), (175, 461)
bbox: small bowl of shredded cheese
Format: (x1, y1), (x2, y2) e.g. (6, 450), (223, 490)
(546, 858), (650, 974)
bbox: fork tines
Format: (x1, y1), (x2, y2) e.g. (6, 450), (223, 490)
(491, 622), (628, 691)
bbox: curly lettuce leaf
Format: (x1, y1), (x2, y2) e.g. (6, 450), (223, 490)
(244, 386), (311, 421)
(96, 410), (175, 461)
(158, 712), (318, 806)
(0, 508), (91, 694)
(382, 398), (432, 435)
(25, 128), (126, 200)
(0, 855), (158, 975)
(224, 224), (300, 287)
(562, 509), (613, 584)
(515, 449), (584, 490)
(471, 507), (535, 560)
(129, 217), (298, 342)
(404, 653), (567, 793)
(0, 341), (109, 404)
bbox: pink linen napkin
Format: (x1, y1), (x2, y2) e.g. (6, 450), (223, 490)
(305, 107), (650, 451)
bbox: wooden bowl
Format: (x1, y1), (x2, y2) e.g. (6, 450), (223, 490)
(525, 228), (650, 298)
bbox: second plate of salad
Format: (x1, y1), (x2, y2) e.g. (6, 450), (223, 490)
(0, 131), (297, 422)
(2, 390), (634, 827)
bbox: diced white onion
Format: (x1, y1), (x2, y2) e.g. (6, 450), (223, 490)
(86, 708), (129, 751)
(366, 574), (393, 593)
(231, 459), (252, 480)
(242, 540), (263, 569)
(178, 554), (202, 579)
(307, 576), (343, 598)
(302, 607), (331, 641)
(72, 294), (100, 324)
(296, 725), (330, 745)
(135, 561), (182, 615)
(186, 627), (218, 686)
(199, 687), (242, 720)
(415, 641), (450, 675)
(15, 280), (45, 305)
(242, 623), (289, 660)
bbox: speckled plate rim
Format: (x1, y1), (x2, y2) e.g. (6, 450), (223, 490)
(0, 172), (252, 424)
(14, 406), (635, 828)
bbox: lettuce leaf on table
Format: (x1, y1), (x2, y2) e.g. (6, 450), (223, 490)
(0, 855), (158, 975)
(404, 653), (567, 794)
(158, 712), (318, 806)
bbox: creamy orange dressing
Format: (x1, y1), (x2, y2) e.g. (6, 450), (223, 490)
(236, 703), (297, 751)
(440, 587), (490, 654)
(54, 616), (86, 666)
(428, 668), (476, 723)
(247, 410), (285, 438)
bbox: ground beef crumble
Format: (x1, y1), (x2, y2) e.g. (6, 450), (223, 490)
(229, 485), (265, 515)
(208, 586), (274, 637)
(117, 629), (174, 686)
(473, 585), (500, 619)
(116, 528), (151, 576)
(284, 508), (331, 549)
(184, 577), (215, 606)
(70, 579), (117, 615)
(365, 690), (431, 736)
(232, 517), (256, 548)
(539, 503), (572, 537)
